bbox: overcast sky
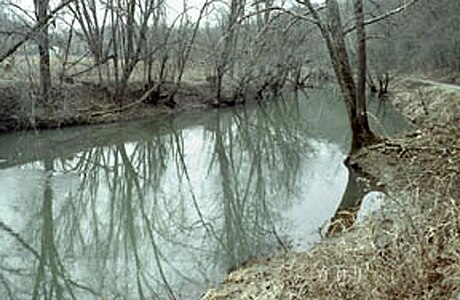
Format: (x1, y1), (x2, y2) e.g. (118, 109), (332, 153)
(13, 0), (323, 25)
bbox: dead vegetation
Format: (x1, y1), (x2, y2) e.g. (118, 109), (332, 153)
(201, 79), (460, 299)
(0, 79), (227, 132)
(391, 78), (460, 125)
(0, 59), (302, 132)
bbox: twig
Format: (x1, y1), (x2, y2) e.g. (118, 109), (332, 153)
(344, 0), (422, 34)
(0, 0), (76, 63)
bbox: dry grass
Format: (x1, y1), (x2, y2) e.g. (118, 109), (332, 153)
(203, 125), (460, 300)
(202, 79), (460, 299)
(391, 79), (460, 125)
(0, 54), (213, 85)
(0, 54), (219, 131)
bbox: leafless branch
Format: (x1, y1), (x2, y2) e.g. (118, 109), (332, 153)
(0, 0), (76, 63)
(344, 0), (422, 34)
(239, 6), (319, 25)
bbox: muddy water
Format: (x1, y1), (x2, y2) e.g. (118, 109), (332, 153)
(0, 89), (407, 299)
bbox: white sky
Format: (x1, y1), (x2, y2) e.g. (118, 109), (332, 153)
(12, 0), (323, 26)
(12, 0), (232, 23)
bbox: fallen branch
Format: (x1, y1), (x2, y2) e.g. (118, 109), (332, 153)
(89, 82), (163, 117)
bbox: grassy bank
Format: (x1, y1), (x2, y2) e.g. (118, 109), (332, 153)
(0, 57), (306, 133)
(0, 79), (233, 133)
(201, 78), (460, 299)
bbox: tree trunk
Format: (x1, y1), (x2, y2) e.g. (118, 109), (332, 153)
(215, 0), (241, 104)
(323, 0), (377, 153)
(354, 0), (374, 149)
(35, 0), (51, 107)
(325, 0), (359, 151)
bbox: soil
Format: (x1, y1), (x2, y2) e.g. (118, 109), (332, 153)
(200, 77), (460, 299)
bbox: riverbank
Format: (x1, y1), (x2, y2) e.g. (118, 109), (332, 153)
(0, 79), (246, 133)
(201, 78), (460, 299)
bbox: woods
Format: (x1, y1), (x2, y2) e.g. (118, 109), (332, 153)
(1, 0), (445, 145)
(0, 0), (458, 156)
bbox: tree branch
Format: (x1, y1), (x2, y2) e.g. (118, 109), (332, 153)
(0, 0), (75, 63)
(344, 0), (422, 35)
(239, 6), (320, 25)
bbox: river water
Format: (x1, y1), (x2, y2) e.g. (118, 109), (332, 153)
(0, 89), (408, 299)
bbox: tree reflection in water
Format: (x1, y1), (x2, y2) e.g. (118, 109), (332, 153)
(0, 92), (349, 299)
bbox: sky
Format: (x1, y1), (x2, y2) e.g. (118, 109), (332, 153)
(13, 0), (226, 23)
(11, 0), (324, 25)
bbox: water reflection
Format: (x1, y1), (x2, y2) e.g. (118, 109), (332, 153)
(0, 90), (370, 299)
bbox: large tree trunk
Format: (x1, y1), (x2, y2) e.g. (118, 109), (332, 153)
(323, 0), (377, 153)
(354, 0), (374, 150)
(35, 0), (52, 106)
(214, 0), (241, 104)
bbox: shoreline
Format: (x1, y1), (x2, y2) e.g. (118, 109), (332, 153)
(201, 77), (460, 299)
(0, 80), (231, 133)
(1, 78), (299, 133)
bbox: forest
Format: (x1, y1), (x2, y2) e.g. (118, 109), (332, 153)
(0, 0), (458, 134)
(0, 0), (459, 299)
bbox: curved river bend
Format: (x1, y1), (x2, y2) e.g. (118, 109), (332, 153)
(0, 89), (408, 299)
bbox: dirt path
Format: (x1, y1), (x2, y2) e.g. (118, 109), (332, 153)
(406, 77), (460, 91)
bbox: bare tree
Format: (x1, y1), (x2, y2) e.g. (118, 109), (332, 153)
(34, 0), (52, 105)
(309, 0), (376, 152)
(355, 0), (372, 150)
(115, 0), (159, 104)
(299, 0), (421, 153)
(70, 0), (110, 82)
(212, 0), (244, 105)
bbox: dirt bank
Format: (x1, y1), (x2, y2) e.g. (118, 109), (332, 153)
(201, 78), (460, 299)
(0, 79), (257, 133)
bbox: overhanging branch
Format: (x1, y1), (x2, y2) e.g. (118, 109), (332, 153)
(0, 0), (75, 63)
(239, 6), (320, 25)
(344, 0), (422, 35)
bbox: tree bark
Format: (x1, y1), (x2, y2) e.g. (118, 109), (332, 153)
(325, 0), (362, 152)
(214, 0), (242, 104)
(355, 0), (373, 147)
(35, 0), (52, 106)
(316, 0), (377, 153)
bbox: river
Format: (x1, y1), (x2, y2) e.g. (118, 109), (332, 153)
(0, 88), (408, 299)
